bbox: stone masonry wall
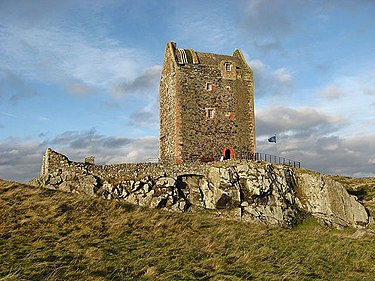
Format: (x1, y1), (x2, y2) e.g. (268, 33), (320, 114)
(159, 42), (179, 163)
(159, 42), (256, 163)
(31, 148), (369, 229)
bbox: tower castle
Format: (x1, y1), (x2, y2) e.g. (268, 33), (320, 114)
(159, 42), (256, 163)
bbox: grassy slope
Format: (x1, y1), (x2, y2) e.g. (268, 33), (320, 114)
(1, 178), (375, 281)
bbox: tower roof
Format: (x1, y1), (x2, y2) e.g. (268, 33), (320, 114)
(171, 42), (246, 68)
(194, 52), (242, 67)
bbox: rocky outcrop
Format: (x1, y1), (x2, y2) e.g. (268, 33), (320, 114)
(30, 148), (370, 229)
(295, 172), (369, 228)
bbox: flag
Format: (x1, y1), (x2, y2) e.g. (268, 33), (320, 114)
(268, 135), (276, 143)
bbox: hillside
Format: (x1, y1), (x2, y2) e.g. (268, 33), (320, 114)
(1, 178), (374, 280)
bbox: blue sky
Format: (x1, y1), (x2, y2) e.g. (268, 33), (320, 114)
(1, 0), (375, 182)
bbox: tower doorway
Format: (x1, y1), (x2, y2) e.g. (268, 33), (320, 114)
(225, 149), (231, 160)
(222, 146), (235, 160)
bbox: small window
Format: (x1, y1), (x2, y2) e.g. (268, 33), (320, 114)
(206, 82), (215, 92)
(206, 108), (215, 119)
(226, 85), (232, 92)
(225, 63), (232, 72)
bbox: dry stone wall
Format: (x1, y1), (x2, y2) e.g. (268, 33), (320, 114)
(30, 148), (370, 229)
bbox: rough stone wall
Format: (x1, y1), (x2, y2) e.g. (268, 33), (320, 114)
(159, 42), (256, 163)
(31, 148), (369, 229)
(159, 42), (179, 163)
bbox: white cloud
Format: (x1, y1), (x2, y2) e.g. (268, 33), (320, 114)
(257, 134), (375, 177)
(0, 112), (17, 118)
(112, 65), (161, 98)
(321, 143), (339, 152)
(0, 138), (45, 182)
(312, 70), (375, 137)
(256, 106), (344, 137)
(50, 129), (159, 168)
(254, 104), (375, 176)
(0, 24), (148, 94)
(364, 88), (375, 95)
(127, 105), (159, 129)
(274, 68), (292, 85)
(249, 59), (293, 97)
(318, 84), (345, 100)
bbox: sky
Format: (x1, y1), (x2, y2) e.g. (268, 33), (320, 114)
(0, 0), (374, 182)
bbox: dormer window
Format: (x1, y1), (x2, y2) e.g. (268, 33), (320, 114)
(225, 63), (232, 72)
(206, 82), (215, 92)
(221, 61), (236, 79)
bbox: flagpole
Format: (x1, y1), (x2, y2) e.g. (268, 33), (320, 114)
(275, 134), (277, 163)
(267, 134), (277, 163)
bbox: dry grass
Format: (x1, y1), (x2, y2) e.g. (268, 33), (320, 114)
(1, 178), (375, 280)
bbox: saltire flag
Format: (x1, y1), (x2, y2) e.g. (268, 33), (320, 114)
(268, 135), (276, 143)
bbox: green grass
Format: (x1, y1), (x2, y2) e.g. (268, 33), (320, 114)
(1, 178), (375, 280)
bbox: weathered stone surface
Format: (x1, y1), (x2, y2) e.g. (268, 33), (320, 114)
(30, 148), (370, 229)
(77, 174), (97, 195)
(295, 171), (369, 228)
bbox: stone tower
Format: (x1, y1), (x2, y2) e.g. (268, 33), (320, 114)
(159, 42), (256, 163)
